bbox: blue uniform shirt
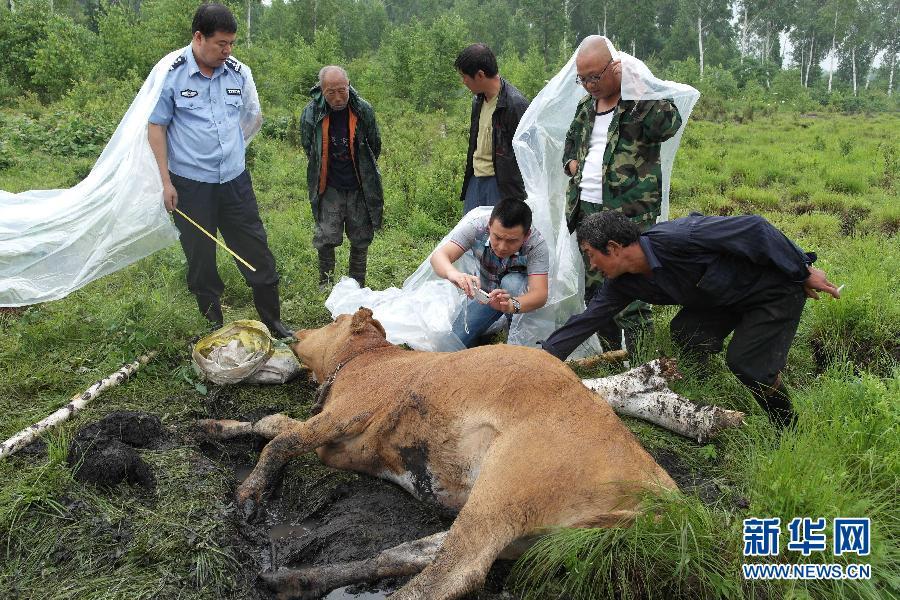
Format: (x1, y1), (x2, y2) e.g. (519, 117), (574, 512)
(149, 46), (252, 184)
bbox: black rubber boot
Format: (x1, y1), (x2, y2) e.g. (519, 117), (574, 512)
(349, 246), (368, 288)
(196, 295), (223, 330)
(750, 376), (797, 430)
(318, 247), (336, 292)
(252, 285), (293, 339)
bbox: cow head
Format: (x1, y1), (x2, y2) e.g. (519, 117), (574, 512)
(292, 307), (388, 381)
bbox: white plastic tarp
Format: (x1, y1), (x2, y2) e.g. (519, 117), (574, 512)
(327, 37), (699, 356)
(0, 46), (262, 307)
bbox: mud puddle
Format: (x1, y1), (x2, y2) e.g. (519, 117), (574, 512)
(198, 433), (515, 599)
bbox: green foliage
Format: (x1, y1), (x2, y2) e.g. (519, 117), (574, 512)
(498, 44), (550, 100)
(239, 36), (321, 110)
(28, 16), (96, 101)
(384, 15), (470, 110)
(0, 0), (53, 91)
(802, 235), (900, 377)
(745, 370), (899, 598)
(95, 1), (157, 81)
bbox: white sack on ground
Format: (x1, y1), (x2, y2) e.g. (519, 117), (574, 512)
(326, 38), (698, 355)
(0, 46), (262, 307)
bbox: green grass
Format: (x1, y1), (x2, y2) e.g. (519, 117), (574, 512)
(1, 106), (898, 599)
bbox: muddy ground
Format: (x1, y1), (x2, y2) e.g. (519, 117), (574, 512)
(61, 406), (725, 600)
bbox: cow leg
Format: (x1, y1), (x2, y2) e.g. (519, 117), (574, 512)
(195, 414), (302, 441)
(389, 440), (544, 600)
(259, 531), (447, 599)
(194, 418), (253, 440)
(389, 495), (523, 600)
(236, 410), (370, 519)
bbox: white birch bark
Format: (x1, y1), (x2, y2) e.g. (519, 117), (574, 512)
(828, 12), (838, 93)
(740, 7), (750, 64)
(805, 37), (816, 87)
(698, 15), (705, 78)
(582, 359), (745, 443)
(246, 0), (252, 45)
(890, 52), (896, 96)
(0, 352), (156, 459)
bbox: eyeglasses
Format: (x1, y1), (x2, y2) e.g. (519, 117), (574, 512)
(324, 86), (348, 96)
(575, 57), (614, 87)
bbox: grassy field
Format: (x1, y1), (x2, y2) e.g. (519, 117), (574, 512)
(1, 110), (898, 600)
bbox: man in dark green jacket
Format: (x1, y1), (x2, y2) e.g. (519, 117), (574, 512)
(563, 36), (682, 351)
(301, 65), (383, 289)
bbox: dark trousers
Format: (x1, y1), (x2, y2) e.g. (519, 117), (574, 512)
(463, 175), (501, 214)
(670, 283), (806, 392)
(171, 170), (279, 303)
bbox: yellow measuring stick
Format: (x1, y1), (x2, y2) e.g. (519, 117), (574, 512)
(174, 208), (256, 272)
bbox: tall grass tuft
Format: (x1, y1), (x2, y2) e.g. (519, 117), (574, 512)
(801, 235), (900, 376)
(743, 368), (899, 599)
(512, 491), (749, 600)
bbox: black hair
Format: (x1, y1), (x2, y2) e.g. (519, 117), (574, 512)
(454, 43), (498, 78)
(192, 3), (237, 37)
(489, 198), (532, 232)
(576, 211), (640, 254)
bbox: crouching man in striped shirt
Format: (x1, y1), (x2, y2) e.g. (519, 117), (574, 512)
(430, 198), (550, 348)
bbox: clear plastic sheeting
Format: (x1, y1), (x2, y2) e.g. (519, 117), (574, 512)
(326, 209), (487, 352)
(0, 46), (262, 307)
(327, 37), (698, 356)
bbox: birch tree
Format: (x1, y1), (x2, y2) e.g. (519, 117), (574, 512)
(678, 0), (731, 78)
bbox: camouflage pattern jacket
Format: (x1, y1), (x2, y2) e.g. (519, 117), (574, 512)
(563, 95), (682, 232)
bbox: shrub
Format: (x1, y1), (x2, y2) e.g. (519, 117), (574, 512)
(865, 204), (900, 235)
(28, 16), (98, 102)
(823, 166), (869, 195)
(727, 185), (780, 210)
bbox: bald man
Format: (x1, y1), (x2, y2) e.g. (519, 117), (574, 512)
(300, 66), (383, 290)
(562, 36), (682, 352)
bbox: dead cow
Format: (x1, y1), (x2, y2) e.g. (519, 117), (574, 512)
(199, 307), (678, 599)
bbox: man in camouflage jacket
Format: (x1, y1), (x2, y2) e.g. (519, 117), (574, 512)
(563, 36), (682, 351)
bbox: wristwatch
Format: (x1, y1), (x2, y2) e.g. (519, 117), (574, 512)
(510, 297), (521, 314)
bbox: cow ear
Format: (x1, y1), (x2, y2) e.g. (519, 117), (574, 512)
(369, 316), (387, 339)
(350, 307), (374, 333)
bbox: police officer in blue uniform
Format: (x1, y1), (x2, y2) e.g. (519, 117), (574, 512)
(148, 3), (292, 338)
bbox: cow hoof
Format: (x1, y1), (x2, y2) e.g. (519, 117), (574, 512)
(258, 569), (321, 600)
(239, 496), (262, 522)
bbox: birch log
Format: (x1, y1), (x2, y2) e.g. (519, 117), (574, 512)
(582, 358), (744, 443)
(0, 352), (156, 459)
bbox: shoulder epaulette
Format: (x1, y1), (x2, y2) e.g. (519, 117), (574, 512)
(225, 57), (242, 73)
(169, 55), (186, 71)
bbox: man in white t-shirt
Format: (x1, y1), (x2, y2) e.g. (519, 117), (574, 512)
(562, 35), (683, 352)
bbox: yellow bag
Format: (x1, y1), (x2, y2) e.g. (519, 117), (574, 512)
(192, 320), (274, 385)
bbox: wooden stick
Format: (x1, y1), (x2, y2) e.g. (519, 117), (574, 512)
(567, 349), (628, 369)
(0, 352), (157, 459)
(174, 208), (256, 272)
